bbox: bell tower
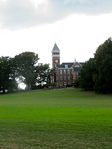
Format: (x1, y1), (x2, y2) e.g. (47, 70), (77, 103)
(52, 43), (60, 68)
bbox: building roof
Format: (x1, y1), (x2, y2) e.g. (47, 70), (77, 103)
(52, 43), (60, 52)
(56, 62), (84, 72)
(58, 63), (73, 68)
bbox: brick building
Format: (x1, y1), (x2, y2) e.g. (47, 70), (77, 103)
(52, 43), (83, 87)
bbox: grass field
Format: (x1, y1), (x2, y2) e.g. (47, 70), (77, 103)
(0, 88), (112, 149)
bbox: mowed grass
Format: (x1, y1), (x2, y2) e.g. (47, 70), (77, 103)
(0, 89), (112, 149)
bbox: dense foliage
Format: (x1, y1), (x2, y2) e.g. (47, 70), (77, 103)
(13, 52), (39, 90)
(94, 38), (112, 93)
(0, 52), (52, 93)
(31, 64), (52, 89)
(0, 57), (17, 93)
(80, 38), (112, 93)
(80, 58), (95, 91)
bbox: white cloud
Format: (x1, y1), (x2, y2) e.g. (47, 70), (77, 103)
(0, 13), (112, 66)
(0, 0), (52, 29)
(30, 0), (50, 14)
(0, 0), (112, 29)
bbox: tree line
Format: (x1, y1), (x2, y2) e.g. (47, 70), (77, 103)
(79, 38), (112, 94)
(0, 52), (52, 93)
(1, 38), (112, 94)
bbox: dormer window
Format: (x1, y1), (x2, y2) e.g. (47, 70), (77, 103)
(65, 65), (68, 69)
(75, 65), (80, 68)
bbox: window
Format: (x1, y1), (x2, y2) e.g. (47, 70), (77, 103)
(60, 76), (63, 80)
(64, 69), (66, 74)
(60, 70), (62, 74)
(64, 76), (66, 80)
(68, 76), (70, 80)
(75, 65), (80, 68)
(56, 77), (59, 81)
(67, 69), (70, 74)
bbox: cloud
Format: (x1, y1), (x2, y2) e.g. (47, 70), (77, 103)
(52, 0), (112, 14)
(0, 0), (112, 29)
(0, 0), (52, 29)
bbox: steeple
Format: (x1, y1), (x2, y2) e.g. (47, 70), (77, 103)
(52, 43), (60, 68)
(52, 43), (60, 52)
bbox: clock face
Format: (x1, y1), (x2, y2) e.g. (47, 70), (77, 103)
(55, 60), (58, 63)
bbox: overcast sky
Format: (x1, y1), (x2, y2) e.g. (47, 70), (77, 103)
(0, 0), (112, 66)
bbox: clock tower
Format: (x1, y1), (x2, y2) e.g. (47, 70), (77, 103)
(52, 43), (60, 68)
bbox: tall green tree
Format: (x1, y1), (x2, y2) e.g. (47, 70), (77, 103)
(94, 38), (112, 93)
(80, 58), (95, 91)
(31, 64), (51, 89)
(0, 57), (17, 93)
(14, 52), (39, 90)
(80, 38), (112, 94)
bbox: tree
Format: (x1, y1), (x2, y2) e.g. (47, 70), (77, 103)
(31, 64), (51, 89)
(73, 78), (80, 88)
(13, 52), (39, 90)
(80, 38), (112, 94)
(94, 38), (112, 93)
(80, 58), (95, 91)
(0, 57), (17, 93)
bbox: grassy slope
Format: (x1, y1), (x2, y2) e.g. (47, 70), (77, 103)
(0, 89), (112, 149)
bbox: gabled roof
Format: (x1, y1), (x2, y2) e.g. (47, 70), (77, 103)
(57, 62), (83, 68)
(52, 43), (60, 52)
(56, 62), (84, 72)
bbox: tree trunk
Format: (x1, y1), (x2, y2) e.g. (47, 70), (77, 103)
(3, 88), (5, 94)
(26, 84), (31, 91)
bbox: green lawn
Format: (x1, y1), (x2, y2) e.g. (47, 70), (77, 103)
(0, 88), (112, 149)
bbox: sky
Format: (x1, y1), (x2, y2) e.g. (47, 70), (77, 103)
(0, 0), (112, 67)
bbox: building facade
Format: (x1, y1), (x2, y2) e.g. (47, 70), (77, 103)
(52, 43), (83, 87)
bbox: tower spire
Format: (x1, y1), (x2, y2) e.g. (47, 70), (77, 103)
(52, 43), (60, 68)
(52, 43), (60, 52)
